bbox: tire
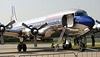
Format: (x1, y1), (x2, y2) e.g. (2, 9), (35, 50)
(63, 42), (72, 50)
(17, 44), (22, 52)
(63, 44), (67, 50)
(23, 44), (27, 52)
(69, 43), (72, 48)
(79, 42), (85, 52)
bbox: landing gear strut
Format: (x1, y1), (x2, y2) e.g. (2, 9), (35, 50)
(79, 40), (86, 52)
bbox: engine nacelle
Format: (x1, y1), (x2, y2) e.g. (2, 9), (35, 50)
(0, 24), (5, 32)
(21, 27), (38, 38)
(93, 24), (100, 32)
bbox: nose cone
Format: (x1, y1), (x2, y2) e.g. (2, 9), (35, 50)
(74, 16), (95, 28)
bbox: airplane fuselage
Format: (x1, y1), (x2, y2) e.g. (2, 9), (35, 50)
(12, 9), (95, 38)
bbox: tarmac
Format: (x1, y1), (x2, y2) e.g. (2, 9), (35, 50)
(0, 44), (100, 57)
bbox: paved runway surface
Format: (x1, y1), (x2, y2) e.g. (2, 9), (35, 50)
(0, 44), (100, 57)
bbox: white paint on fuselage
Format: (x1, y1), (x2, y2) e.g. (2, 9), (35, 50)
(12, 9), (83, 30)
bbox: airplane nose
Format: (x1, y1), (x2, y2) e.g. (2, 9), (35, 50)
(74, 16), (95, 28)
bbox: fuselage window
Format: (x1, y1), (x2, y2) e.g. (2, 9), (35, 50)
(55, 20), (56, 23)
(75, 12), (83, 16)
(44, 22), (46, 24)
(41, 23), (42, 25)
(75, 10), (88, 16)
(59, 19), (60, 22)
(46, 22), (48, 24)
(36, 23), (37, 26)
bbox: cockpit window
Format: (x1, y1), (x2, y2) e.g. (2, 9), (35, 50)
(75, 10), (88, 16)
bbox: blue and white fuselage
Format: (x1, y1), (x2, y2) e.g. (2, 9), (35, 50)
(0, 6), (98, 52)
(11, 9), (95, 38)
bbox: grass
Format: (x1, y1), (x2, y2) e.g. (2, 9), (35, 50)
(4, 40), (100, 44)
(4, 40), (100, 49)
(3, 36), (100, 44)
(4, 41), (55, 44)
(4, 41), (100, 49)
(4, 37), (100, 49)
(72, 44), (100, 49)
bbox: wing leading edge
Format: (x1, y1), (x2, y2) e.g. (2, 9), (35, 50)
(4, 29), (21, 37)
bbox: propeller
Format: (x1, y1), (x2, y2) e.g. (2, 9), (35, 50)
(22, 23), (48, 47)
(0, 20), (15, 45)
(22, 23), (31, 29)
(91, 20), (100, 46)
(0, 24), (5, 45)
(91, 35), (95, 46)
(96, 20), (100, 24)
(94, 20), (100, 32)
(5, 20), (15, 27)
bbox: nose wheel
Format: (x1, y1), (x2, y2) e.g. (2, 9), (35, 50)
(17, 42), (27, 52)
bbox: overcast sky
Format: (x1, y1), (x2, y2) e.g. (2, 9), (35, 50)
(0, 0), (100, 25)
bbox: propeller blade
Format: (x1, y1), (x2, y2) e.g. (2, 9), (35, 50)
(91, 35), (95, 46)
(22, 23), (31, 29)
(34, 35), (37, 47)
(38, 23), (48, 30)
(96, 20), (100, 24)
(0, 33), (4, 45)
(5, 20), (15, 27)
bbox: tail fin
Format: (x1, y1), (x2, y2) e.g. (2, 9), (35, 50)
(10, 5), (18, 23)
(10, 18), (13, 28)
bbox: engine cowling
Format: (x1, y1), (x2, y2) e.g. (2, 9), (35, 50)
(93, 24), (100, 32)
(96, 24), (100, 32)
(0, 24), (5, 32)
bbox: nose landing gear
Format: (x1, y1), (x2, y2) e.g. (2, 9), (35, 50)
(17, 38), (27, 52)
(17, 42), (27, 52)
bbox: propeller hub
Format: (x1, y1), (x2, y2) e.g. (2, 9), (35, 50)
(31, 28), (38, 35)
(22, 23), (47, 35)
(0, 24), (5, 32)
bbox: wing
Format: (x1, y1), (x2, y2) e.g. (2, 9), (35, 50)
(4, 29), (21, 37)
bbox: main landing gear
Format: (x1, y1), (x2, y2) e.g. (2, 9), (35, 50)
(63, 37), (72, 50)
(17, 38), (27, 52)
(79, 40), (86, 52)
(17, 42), (27, 52)
(63, 41), (72, 50)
